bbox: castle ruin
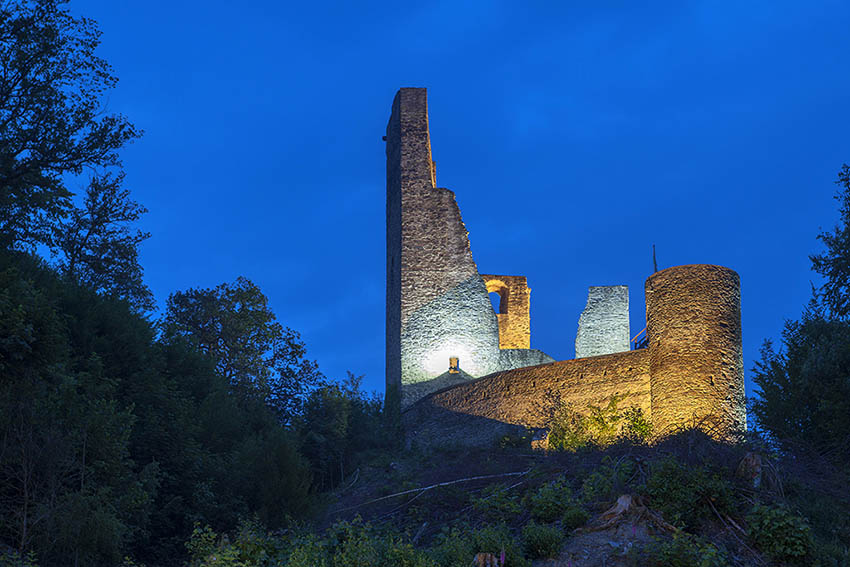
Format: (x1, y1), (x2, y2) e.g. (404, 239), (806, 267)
(385, 88), (746, 441)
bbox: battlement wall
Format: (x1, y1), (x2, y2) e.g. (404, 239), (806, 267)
(404, 350), (650, 445)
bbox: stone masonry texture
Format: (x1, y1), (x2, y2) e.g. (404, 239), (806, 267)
(385, 88), (552, 409)
(645, 264), (746, 437)
(404, 350), (651, 447)
(386, 88), (745, 441)
(481, 275), (531, 349)
(575, 285), (630, 358)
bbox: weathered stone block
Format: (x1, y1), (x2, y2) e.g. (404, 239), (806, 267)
(575, 286), (630, 358)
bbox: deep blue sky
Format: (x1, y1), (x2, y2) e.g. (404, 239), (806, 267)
(70, 1), (850, 399)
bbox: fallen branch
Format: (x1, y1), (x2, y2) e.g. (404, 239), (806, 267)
(707, 498), (764, 565)
(333, 470), (531, 514)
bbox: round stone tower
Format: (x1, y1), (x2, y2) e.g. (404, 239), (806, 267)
(645, 264), (745, 437)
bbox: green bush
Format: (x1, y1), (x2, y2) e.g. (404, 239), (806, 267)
(548, 395), (652, 451)
(747, 504), (812, 564)
(0, 550), (39, 567)
(521, 522), (563, 559)
(528, 477), (574, 523)
(561, 506), (589, 531)
(630, 533), (727, 567)
(622, 406), (653, 442)
(643, 457), (733, 530)
(498, 430), (531, 449)
(471, 483), (521, 522)
(429, 524), (529, 567)
(580, 457), (636, 504)
(286, 534), (328, 567)
(324, 518), (429, 567)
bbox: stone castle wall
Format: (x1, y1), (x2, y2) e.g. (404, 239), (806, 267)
(386, 89), (551, 409)
(386, 88), (745, 438)
(482, 275), (531, 349)
(575, 286), (630, 358)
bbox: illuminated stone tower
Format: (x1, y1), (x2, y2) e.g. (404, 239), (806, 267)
(645, 265), (746, 436)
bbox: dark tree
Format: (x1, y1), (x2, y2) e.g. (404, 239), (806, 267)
(810, 164), (850, 318)
(751, 305), (850, 459)
(52, 172), (153, 311)
(752, 164), (850, 463)
(0, 0), (140, 249)
(162, 277), (322, 419)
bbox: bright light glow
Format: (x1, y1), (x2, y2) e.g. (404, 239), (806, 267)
(423, 343), (475, 375)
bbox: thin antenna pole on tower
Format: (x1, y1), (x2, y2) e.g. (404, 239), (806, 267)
(652, 244), (658, 273)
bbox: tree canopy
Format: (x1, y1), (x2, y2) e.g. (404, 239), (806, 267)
(162, 276), (322, 420)
(0, 0), (140, 249)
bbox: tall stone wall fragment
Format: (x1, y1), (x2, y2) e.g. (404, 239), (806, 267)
(645, 265), (746, 437)
(385, 88), (502, 409)
(575, 286), (630, 358)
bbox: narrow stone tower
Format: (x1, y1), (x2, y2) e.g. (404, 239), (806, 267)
(385, 88), (502, 409)
(645, 265), (746, 436)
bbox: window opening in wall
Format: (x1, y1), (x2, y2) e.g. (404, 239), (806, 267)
(489, 291), (501, 313)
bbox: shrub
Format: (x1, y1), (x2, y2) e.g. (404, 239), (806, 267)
(747, 504), (812, 564)
(0, 550), (39, 567)
(643, 457), (733, 530)
(561, 506), (590, 531)
(429, 524), (529, 567)
(286, 534), (329, 567)
(622, 406), (653, 442)
(324, 518), (429, 567)
(548, 395), (652, 451)
(498, 430), (531, 449)
(470, 524), (529, 567)
(580, 457), (636, 504)
(630, 533), (727, 567)
(471, 483), (521, 522)
(521, 522), (563, 559)
(528, 477), (574, 523)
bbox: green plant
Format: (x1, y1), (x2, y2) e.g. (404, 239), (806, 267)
(630, 533), (727, 567)
(472, 483), (521, 521)
(561, 505), (589, 531)
(498, 430), (531, 449)
(581, 457), (636, 504)
(429, 523), (529, 567)
(324, 518), (429, 567)
(643, 457), (733, 530)
(747, 504), (813, 564)
(470, 524), (529, 567)
(528, 477), (574, 522)
(521, 522), (563, 559)
(622, 406), (653, 442)
(286, 534), (329, 567)
(548, 395), (652, 451)
(0, 550), (39, 567)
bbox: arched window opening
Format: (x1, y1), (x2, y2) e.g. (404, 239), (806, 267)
(485, 279), (509, 314)
(489, 291), (502, 313)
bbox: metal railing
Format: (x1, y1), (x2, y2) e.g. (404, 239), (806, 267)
(631, 326), (648, 350)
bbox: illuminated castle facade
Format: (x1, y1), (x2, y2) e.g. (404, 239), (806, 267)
(385, 88), (746, 439)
